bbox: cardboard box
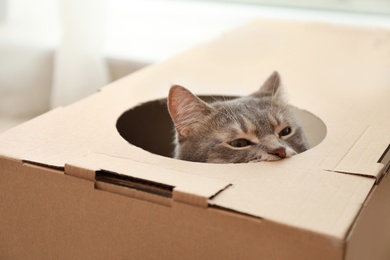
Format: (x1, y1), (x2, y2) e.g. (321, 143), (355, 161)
(1, 20), (389, 259)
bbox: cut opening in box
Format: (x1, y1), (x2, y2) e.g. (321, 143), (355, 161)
(116, 96), (327, 159)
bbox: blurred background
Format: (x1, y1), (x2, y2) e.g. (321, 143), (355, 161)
(0, 0), (389, 132)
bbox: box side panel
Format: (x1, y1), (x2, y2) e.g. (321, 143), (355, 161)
(0, 157), (343, 260)
(346, 170), (390, 260)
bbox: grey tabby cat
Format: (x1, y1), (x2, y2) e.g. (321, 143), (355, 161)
(168, 71), (308, 163)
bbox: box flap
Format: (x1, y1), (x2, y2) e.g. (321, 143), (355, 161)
(331, 125), (389, 179)
(66, 153), (231, 208)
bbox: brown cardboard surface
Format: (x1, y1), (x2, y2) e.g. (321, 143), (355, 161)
(1, 21), (388, 177)
(0, 20), (390, 259)
(346, 170), (390, 260)
(68, 152), (374, 240)
(0, 156), (344, 260)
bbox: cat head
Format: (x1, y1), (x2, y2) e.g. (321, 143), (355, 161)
(168, 71), (309, 163)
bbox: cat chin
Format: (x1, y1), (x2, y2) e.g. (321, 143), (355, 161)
(248, 156), (281, 163)
(248, 156), (287, 163)
(248, 156), (284, 163)
(249, 147), (297, 163)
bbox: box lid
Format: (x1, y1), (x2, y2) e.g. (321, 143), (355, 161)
(0, 20), (389, 240)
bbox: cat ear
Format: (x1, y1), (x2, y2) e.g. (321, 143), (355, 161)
(251, 71), (283, 99)
(168, 85), (212, 139)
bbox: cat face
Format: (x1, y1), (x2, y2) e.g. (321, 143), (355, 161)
(168, 71), (309, 163)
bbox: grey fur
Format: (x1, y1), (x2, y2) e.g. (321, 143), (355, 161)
(168, 71), (309, 163)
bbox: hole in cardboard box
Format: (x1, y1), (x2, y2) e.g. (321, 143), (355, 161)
(116, 96), (326, 159)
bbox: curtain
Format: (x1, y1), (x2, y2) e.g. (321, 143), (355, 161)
(0, 0), (110, 118)
(51, 0), (110, 108)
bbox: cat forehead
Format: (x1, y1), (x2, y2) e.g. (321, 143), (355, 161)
(212, 96), (274, 108)
(211, 97), (285, 118)
(209, 97), (292, 132)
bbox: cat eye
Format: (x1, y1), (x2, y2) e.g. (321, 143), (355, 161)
(279, 127), (292, 137)
(229, 139), (253, 148)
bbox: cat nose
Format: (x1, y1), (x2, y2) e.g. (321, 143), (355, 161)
(269, 147), (286, 159)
